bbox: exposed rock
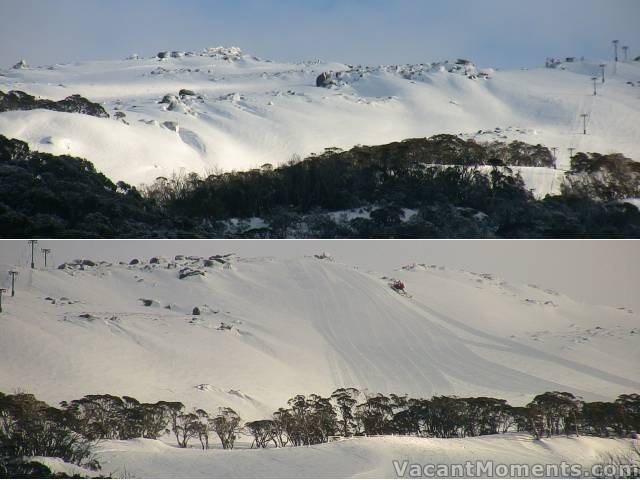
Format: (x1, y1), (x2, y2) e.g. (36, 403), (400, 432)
(219, 92), (244, 102)
(315, 72), (335, 88)
(150, 67), (171, 75)
(178, 267), (205, 280)
(12, 59), (28, 69)
(162, 121), (179, 132)
(129, 258), (139, 265)
(157, 51), (169, 59)
(179, 89), (196, 97)
(166, 100), (186, 112)
(149, 257), (160, 264)
(0, 90), (109, 118)
(209, 254), (234, 261)
(138, 118), (159, 126)
(192, 307), (201, 315)
(202, 46), (243, 59)
(58, 259), (96, 269)
(159, 94), (177, 104)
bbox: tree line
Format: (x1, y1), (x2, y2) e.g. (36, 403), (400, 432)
(142, 135), (554, 218)
(2, 388), (638, 473)
(0, 90), (109, 118)
(1, 133), (639, 238)
(244, 390), (639, 446)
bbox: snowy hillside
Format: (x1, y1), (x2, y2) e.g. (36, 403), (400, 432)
(89, 434), (635, 478)
(1, 48), (639, 196)
(1, 254), (638, 421)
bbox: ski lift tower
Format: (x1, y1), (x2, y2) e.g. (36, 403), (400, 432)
(0, 288), (6, 313)
(599, 64), (606, 83)
(42, 248), (51, 269)
(622, 46), (629, 62)
(613, 40), (619, 61)
(591, 77), (598, 95)
(8, 270), (18, 297)
(28, 240), (38, 269)
(581, 114), (589, 134)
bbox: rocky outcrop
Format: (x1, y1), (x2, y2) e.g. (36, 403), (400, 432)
(57, 259), (103, 270)
(0, 90), (109, 118)
(159, 94), (176, 104)
(202, 46), (243, 60)
(162, 121), (179, 132)
(315, 72), (334, 88)
(178, 267), (205, 280)
(316, 60), (481, 89)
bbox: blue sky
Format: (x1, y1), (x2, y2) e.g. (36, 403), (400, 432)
(0, 0), (639, 68)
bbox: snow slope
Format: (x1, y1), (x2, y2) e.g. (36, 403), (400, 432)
(0, 255), (638, 421)
(1, 48), (639, 196)
(91, 434), (636, 478)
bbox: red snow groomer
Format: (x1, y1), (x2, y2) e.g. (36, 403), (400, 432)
(390, 280), (412, 297)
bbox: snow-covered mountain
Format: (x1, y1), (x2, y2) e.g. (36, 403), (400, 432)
(1, 254), (638, 421)
(1, 47), (639, 196)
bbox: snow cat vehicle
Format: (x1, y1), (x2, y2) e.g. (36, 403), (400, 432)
(389, 280), (412, 297)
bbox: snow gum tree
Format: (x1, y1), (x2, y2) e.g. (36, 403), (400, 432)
(244, 420), (276, 448)
(211, 407), (242, 449)
(331, 388), (360, 437)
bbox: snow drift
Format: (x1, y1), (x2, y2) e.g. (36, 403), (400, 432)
(93, 434), (636, 478)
